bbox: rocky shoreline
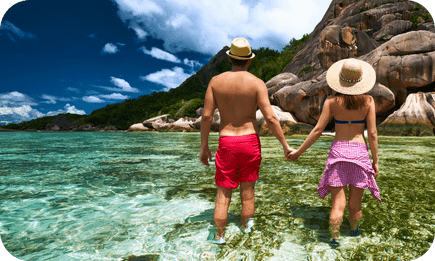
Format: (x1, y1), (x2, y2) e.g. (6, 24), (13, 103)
(126, 106), (316, 136)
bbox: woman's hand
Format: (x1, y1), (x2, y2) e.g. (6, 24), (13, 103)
(287, 149), (301, 161)
(372, 162), (379, 179)
(200, 146), (212, 167)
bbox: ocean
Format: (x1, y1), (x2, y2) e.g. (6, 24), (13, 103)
(0, 132), (434, 260)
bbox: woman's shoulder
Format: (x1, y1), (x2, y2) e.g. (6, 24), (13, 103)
(325, 95), (338, 106)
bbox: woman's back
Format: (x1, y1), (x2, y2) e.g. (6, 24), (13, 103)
(330, 94), (372, 144)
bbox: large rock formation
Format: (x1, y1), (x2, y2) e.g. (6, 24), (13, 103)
(317, 24), (379, 71)
(378, 92), (435, 136)
(192, 109), (221, 132)
(373, 20), (413, 40)
(273, 74), (396, 125)
(142, 114), (169, 129)
(255, 105), (313, 135)
(128, 123), (151, 131)
(255, 105), (297, 124)
(266, 73), (301, 101)
(282, 0), (432, 82)
(362, 30), (435, 105)
(272, 0), (435, 135)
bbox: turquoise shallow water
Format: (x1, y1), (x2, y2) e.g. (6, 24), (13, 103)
(0, 132), (434, 260)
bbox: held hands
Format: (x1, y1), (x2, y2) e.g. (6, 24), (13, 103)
(200, 146), (212, 167)
(287, 149), (301, 161)
(284, 146), (301, 161)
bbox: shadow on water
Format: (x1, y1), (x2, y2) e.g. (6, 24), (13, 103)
(289, 205), (332, 242)
(121, 254), (160, 261)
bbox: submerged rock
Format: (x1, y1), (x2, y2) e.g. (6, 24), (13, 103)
(378, 92), (435, 136)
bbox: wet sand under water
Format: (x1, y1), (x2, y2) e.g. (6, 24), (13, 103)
(0, 132), (433, 260)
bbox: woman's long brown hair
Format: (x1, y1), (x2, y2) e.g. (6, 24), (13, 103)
(334, 93), (369, 110)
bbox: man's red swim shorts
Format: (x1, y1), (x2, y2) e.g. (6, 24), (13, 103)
(215, 134), (262, 189)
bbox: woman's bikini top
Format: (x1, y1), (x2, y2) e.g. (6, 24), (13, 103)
(334, 119), (366, 124)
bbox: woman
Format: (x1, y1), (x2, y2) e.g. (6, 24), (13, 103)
(288, 58), (381, 246)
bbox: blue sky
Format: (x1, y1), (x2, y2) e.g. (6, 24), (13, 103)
(0, 0), (433, 125)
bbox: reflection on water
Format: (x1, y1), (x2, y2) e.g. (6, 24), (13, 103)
(0, 132), (433, 260)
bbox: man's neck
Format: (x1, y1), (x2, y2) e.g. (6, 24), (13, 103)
(231, 66), (248, 72)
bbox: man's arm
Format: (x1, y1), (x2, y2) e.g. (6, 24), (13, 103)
(200, 79), (216, 166)
(256, 80), (293, 156)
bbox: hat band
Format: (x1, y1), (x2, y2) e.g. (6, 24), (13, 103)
(339, 73), (363, 83)
(229, 51), (252, 58)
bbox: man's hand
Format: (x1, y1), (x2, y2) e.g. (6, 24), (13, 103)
(287, 150), (301, 161)
(200, 146), (212, 166)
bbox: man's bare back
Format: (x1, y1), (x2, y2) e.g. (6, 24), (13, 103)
(208, 71), (264, 137)
(199, 37), (293, 243)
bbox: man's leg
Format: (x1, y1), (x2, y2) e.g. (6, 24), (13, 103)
(240, 181), (255, 229)
(329, 186), (346, 240)
(214, 185), (232, 238)
(348, 185), (364, 231)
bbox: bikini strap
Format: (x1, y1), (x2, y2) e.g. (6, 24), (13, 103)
(334, 119), (366, 124)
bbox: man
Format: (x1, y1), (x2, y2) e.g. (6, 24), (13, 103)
(199, 37), (293, 244)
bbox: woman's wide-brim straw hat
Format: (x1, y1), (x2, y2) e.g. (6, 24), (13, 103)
(326, 58), (376, 95)
(226, 37), (255, 60)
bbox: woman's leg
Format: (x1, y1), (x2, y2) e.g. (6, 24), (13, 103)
(329, 186), (346, 240)
(348, 185), (364, 230)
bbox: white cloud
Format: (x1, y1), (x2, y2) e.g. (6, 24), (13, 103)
(41, 94), (57, 104)
(112, 0), (330, 55)
(140, 47), (181, 63)
(0, 21), (37, 42)
(133, 27), (148, 40)
(64, 104), (86, 115)
(0, 91), (38, 106)
(110, 77), (139, 93)
(83, 96), (105, 103)
(46, 103), (86, 116)
(0, 105), (44, 124)
(0, 92), (86, 124)
(41, 94), (72, 104)
(0, 105), (43, 118)
(0, 91), (44, 124)
(82, 92), (129, 103)
(66, 87), (81, 93)
(92, 77), (139, 93)
(99, 93), (129, 100)
(102, 43), (120, 54)
(140, 66), (192, 91)
(183, 58), (203, 68)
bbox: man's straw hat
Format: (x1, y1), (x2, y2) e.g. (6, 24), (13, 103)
(326, 58), (376, 95)
(226, 37), (255, 60)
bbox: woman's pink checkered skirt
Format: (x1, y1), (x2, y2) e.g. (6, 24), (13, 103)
(317, 141), (381, 203)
